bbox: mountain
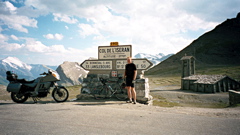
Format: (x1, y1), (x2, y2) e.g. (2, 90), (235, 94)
(0, 57), (33, 77)
(30, 64), (58, 78)
(0, 57), (88, 86)
(145, 12), (240, 78)
(0, 57), (57, 85)
(134, 53), (174, 65)
(0, 57), (34, 85)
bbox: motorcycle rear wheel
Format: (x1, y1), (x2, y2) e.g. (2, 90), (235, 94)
(52, 87), (69, 102)
(11, 92), (28, 103)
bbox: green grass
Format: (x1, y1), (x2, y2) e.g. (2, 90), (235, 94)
(196, 65), (240, 80)
(152, 95), (229, 108)
(153, 95), (180, 107)
(147, 65), (240, 81)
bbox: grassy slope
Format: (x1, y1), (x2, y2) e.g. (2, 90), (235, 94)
(145, 16), (240, 81)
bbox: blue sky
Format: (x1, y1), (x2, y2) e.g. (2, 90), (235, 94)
(0, 0), (239, 65)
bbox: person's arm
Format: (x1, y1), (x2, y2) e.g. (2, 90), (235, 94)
(133, 70), (137, 80)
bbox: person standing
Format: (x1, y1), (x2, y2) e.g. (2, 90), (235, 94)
(124, 57), (137, 104)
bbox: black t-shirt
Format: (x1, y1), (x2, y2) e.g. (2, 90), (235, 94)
(125, 63), (137, 79)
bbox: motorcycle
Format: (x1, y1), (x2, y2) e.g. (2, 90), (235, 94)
(6, 69), (69, 103)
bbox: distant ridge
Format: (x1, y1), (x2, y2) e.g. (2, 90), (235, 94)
(145, 12), (240, 76)
(134, 53), (173, 65)
(0, 57), (57, 85)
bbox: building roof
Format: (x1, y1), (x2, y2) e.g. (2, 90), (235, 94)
(182, 75), (227, 84)
(180, 56), (195, 60)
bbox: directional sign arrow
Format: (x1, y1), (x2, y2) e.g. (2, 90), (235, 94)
(116, 58), (153, 70)
(80, 60), (112, 70)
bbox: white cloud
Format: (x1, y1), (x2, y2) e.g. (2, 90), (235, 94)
(0, 1), (38, 33)
(3, 43), (22, 52)
(43, 34), (54, 39)
(54, 33), (64, 40)
(0, 34), (22, 52)
(5, 1), (17, 14)
(25, 41), (48, 53)
(10, 35), (19, 40)
(173, 0), (240, 22)
(53, 13), (78, 24)
(63, 0), (219, 55)
(0, 37), (97, 65)
(78, 23), (101, 38)
(43, 33), (64, 40)
(1, 0), (240, 65)
(0, 14), (37, 33)
(0, 34), (9, 42)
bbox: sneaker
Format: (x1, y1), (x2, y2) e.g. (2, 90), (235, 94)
(133, 101), (137, 104)
(126, 100), (132, 103)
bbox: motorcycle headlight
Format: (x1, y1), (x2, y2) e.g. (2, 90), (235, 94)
(52, 73), (60, 80)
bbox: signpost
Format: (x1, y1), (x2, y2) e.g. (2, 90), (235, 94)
(81, 60), (112, 70)
(98, 45), (131, 59)
(81, 59), (152, 71)
(116, 59), (153, 70)
(80, 43), (153, 75)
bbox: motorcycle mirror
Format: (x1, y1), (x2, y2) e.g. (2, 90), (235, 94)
(40, 72), (47, 75)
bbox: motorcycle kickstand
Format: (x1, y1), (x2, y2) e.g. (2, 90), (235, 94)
(32, 97), (39, 103)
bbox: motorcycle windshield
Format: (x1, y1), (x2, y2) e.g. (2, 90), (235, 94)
(42, 65), (60, 81)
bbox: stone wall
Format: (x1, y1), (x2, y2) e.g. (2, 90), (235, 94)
(80, 73), (152, 104)
(229, 90), (240, 106)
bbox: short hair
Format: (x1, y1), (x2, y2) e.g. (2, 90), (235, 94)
(127, 56), (132, 59)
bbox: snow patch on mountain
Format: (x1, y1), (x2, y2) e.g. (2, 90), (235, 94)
(134, 53), (174, 65)
(2, 57), (32, 70)
(0, 57), (57, 85)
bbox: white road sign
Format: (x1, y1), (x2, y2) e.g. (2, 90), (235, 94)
(116, 59), (153, 70)
(81, 60), (112, 70)
(98, 45), (131, 59)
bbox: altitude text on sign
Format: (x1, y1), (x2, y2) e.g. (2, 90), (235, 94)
(98, 45), (131, 59)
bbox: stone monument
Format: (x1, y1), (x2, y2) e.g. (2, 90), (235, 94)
(79, 42), (153, 104)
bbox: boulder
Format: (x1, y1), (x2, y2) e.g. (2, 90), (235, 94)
(56, 61), (88, 86)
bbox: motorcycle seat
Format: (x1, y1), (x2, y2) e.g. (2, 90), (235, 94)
(17, 79), (35, 84)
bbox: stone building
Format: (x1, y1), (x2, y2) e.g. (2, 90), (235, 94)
(181, 55), (195, 78)
(181, 55), (240, 93)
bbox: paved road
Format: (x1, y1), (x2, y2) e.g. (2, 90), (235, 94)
(0, 100), (240, 135)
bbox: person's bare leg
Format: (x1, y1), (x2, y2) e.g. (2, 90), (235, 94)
(127, 86), (132, 102)
(131, 87), (137, 104)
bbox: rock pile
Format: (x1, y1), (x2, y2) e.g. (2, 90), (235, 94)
(80, 73), (152, 104)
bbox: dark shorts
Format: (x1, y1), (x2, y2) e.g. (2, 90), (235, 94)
(126, 77), (134, 88)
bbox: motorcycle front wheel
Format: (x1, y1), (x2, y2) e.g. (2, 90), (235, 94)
(11, 92), (28, 103)
(52, 87), (69, 102)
